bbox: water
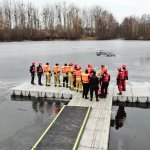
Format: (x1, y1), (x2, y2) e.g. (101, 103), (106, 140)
(109, 106), (150, 150)
(0, 40), (150, 149)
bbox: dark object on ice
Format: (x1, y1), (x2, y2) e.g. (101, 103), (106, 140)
(96, 50), (116, 57)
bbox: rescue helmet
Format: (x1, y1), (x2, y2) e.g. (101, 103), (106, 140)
(56, 63), (59, 66)
(88, 64), (91, 67)
(117, 67), (121, 71)
(39, 62), (42, 65)
(46, 62), (49, 65)
(32, 62), (35, 65)
(74, 64), (77, 67)
(122, 64), (126, 68)
(64, 63), (67, 66)
(69, 62), (73, 66)
(101, 65), (104, 68)
(78, 66), (81, 70)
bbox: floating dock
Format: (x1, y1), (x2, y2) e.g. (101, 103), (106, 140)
(11, 84), (150, 103)
(10, 83), (150, 150)
(11, 83), (76, 102)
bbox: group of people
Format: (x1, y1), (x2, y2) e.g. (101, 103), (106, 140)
(29, 62), (128, 101)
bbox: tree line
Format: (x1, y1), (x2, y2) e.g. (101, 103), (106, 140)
(0, 0), (149, 41)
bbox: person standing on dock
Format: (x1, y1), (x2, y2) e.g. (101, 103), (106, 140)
(53, 63), (61, 87)
(73, 64), (78, 88)
(44, 63), (52, 86)
(100, 69), (110, 98)
(116, 67), (124, 95)
(122, 64), (128, 91)
(100, 65), (105, 76)
(86, 64), (94, 77)
(62, 63), (69, 87)
(37, 62), (44, 85)
(68, 62), (74, 90)
(89, 71), (99, 101)
(81, 69), (90, 99)
(30, 62), (36, 85)
(75, 66), (82, 92)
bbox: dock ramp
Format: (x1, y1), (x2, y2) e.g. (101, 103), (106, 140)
(31, 106), (91, 150)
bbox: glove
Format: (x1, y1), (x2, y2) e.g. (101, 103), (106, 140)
(126, 76), (128, 80)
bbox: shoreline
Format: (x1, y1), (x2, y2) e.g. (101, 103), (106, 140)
(1, 38), (150, 43)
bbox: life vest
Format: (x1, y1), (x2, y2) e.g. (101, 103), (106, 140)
(53, 66), (59, 73)
(38, 67), (43, 73)
(32, 67), (35, 73)
(44, 65), (49, 73)
(62, 66), (67, 73)
(103, 74), (110, 83)
(75, 70), (81, 77)
(67, 66), (73, 74)
(81, 73), (89, 83)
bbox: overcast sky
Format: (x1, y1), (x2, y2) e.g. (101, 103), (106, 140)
(21, 0), (150, 23)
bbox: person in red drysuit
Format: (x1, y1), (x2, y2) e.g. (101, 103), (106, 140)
(122, 64), (128, 91)
(116, 67), (124, 95)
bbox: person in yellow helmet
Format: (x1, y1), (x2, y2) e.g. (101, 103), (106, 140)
(44, 62), (52, 86)
(53, 63), (61, 87)
(62, 63), (68, 87)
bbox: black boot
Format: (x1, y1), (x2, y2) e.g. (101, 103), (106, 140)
(85, 95), (89, 99)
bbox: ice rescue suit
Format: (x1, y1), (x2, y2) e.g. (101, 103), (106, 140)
(101, 73), (110, 98)
(117, 70), (124, 95)
(44, 64), (51, 86)
(62, 65), (68, 87)
(81, 73), (90, 99)
(122, 68), (128, 91)
(53, 65), (61, 87)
